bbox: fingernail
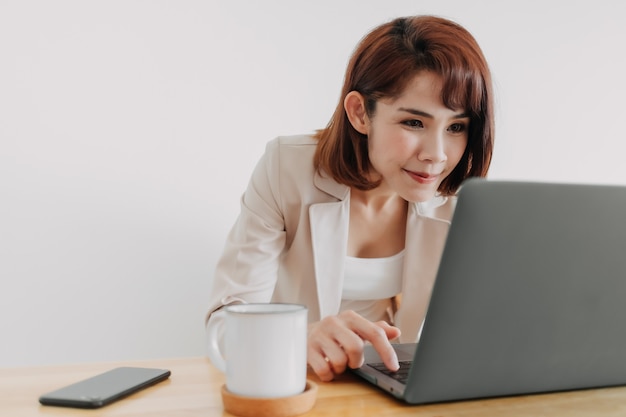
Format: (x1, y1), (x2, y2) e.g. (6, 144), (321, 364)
(392, 352), (399, 370)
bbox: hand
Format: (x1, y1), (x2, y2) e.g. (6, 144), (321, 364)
(307, 310), (401, 382)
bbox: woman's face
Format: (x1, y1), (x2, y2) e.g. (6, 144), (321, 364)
(364, 71), (469, 202)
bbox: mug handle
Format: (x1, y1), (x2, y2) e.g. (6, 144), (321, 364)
(206, 313), (227, 373)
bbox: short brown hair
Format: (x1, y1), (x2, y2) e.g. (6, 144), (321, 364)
(314, 15), (495, 195)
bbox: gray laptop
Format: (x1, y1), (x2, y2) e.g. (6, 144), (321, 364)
(353, 178), (626, 404)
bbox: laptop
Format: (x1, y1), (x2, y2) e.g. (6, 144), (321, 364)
(352, 178), (626, 404)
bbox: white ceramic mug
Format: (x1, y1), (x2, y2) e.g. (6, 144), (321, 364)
(207, 303), (308, 398)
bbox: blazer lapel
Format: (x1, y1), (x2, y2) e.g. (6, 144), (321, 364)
(310, 172), (350, 319)
(396, 200), (453, 342)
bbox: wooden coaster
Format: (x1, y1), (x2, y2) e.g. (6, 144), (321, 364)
(221, 380), (318, 417)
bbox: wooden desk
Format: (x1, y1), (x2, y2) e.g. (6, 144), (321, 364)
(3, 356), (626, 416)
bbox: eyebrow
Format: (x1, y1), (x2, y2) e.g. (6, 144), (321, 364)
(398, 107), (470, 119)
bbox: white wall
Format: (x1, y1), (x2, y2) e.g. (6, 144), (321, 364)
(1, 0), (625, 367)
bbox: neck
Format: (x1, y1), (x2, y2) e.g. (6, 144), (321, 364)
(347, 185), (409, 258)
(351, 178), (399, 201)
(350, 186), (406, 212)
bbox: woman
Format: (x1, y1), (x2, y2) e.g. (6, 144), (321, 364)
(205, 15), (494, 382)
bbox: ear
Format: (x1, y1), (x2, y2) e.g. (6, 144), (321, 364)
(344, 91), (370, 135)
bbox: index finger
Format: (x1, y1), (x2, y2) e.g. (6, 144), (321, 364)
(355, 322), (400, 371)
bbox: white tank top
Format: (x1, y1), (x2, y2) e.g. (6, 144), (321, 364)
(340, 250), (404, 323)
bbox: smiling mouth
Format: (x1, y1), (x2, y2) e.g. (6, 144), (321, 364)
(404, 169), (439, 184)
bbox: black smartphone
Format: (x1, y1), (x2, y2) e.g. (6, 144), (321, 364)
(38, 366), (171, 408)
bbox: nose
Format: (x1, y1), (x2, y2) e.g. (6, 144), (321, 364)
(417, 130), (447, 163)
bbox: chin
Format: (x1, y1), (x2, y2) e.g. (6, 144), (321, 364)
(402, 189), (438, 203)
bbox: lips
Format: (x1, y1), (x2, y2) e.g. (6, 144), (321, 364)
(404, 169), (440, 184)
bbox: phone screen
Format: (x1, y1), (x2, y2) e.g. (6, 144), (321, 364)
(39, 367), (171, 408)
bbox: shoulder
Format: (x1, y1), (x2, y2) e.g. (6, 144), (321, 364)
(265, 134), (318, 152)
(260, 134), (318, 179)
(259, 134), (348, 201)
(252, 133), (318, 191)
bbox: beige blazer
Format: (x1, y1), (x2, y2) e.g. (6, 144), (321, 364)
(206, 135), (455, 343)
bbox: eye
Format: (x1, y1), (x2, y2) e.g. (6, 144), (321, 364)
(403, 119), (424, 128)
(448, 122), (467, 133)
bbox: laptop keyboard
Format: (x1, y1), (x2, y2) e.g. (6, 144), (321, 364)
(367, 361), (412, 384)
